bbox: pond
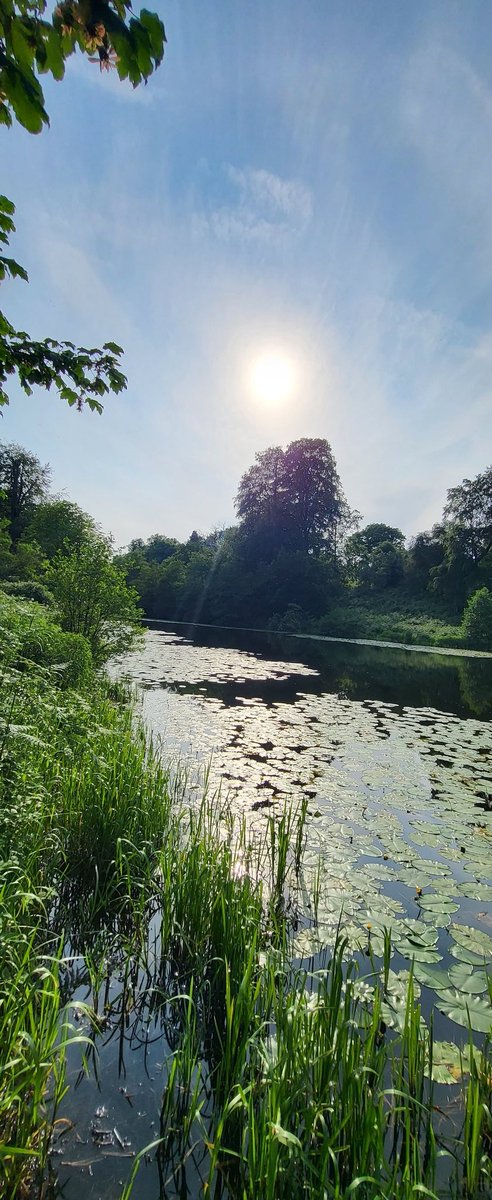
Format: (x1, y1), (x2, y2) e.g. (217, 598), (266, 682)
(54, 623), (492, 1198)
(125, 623), (492, 968)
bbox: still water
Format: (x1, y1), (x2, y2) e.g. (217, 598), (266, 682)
(55, 624), (492, 1199)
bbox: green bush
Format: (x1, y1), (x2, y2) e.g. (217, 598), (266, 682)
(0, 594), (92, 687)
(0, 579), (56, 606)
(462, 587), (492, 650)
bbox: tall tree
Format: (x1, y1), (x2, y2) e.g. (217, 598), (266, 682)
(0, 440), (50, 542)
(236, 438), (349, 559)
(444, 466), (492, 567)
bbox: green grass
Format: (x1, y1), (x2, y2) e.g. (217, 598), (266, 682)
(0, 594), (491, 1198)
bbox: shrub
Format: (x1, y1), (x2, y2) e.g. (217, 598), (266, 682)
(461, 587), (492, 650)
(0, 594), (92, 687)
(47, 540), (142, 667)
(0, 579), (56, 606)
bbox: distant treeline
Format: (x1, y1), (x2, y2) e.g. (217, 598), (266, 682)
(1, 438), (491, 650)
(114, 441), (492, 650)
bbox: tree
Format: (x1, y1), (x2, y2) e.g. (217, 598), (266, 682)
(1, 1), (166, 411)
(236, 438), (349, 560)
(444, 467), (492, 567)
(461, 587), (492, 650)
(428, 467), (492, 613)
(25, 497), (97, 558)
(0, 440), (50, 541)
(344, 523), (406, 590)
(406, 527), (445, 594)
(47, 538), (142, 665)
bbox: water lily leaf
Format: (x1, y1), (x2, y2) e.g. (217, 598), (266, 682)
(449, 945), (487, 967)
(414, 966), (451, 992)
(435, 990), (492, 1034)
(450, 924), (492, 957)
(401, 926), (439, 948)
(418, 895), (460, 914)
(457, 882), (492, 901)
(448, 964), (488, 994)
(429, 1041), (474, 1084)
(398, 943), (442, 963)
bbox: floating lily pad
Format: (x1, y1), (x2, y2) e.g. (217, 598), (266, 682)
(448, 963), (488, 994)
(435, 990), (492, 1034)
(398, 942), (442, 964)
(418, 895), (460, 915)
(450, 924), (492, 957)
(429, 1041), (477, 1084)
(414, 966), (451, 992)
(449, 944), (487, 967)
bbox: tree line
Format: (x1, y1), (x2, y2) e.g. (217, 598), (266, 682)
(2, 437), (490, 650)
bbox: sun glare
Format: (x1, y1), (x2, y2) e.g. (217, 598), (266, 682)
(249, 352), (296, 409)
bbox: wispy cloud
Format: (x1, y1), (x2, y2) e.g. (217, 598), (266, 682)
(194, 164), (312, 245)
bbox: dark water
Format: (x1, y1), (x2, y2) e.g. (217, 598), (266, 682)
(54, 624), (492, 1199)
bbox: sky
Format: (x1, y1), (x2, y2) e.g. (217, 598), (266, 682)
(3, 0), (492, 549)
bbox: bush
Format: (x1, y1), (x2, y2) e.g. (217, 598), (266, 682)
(462, 588), (492, 650)
(47, 540), (142, 666)
(0, 594), (92, 687)
(0, 579), (56, 606)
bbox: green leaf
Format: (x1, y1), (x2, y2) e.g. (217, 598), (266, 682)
(268, 1123), (302, 1149)
(0, 197), (16, 217)
(450, 924), (492, 957)
(448, 963), (488, 994)
(449, 944), (486, 967)
(418, 894), (459, 914)
(139, 9), (166, 59)
(0, 255), (29, 282)
(436, 989), (492, 1034)
(42, 27), (65, 82)
(429, 1040), (480, 1084)
(398, 942), (442, 963)
(414, 966), (451, 992)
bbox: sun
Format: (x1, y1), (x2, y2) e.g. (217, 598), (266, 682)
(249, 352), (296, 409)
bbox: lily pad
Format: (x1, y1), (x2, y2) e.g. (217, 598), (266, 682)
(398, 942), (442, 964)
(450, 924), (492, 957)
(418, 895), (460, 915)
(429, 1041), (476, 1084)
(448, 963), (488, 995)
(449, 944), (487, 967)
(414, 966), (451, 992)
(435, 990), (492, 1034)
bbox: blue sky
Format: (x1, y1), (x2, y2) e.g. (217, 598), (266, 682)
(3, 0), (492, 547)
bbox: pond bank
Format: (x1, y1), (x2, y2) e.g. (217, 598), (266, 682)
(144, 617), (492, 659)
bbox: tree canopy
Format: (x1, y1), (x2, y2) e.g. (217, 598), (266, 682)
(236, 438), (351, 559)
(0, 0), (165, 133)
(0, 440), (50, 541)
(344, 523), (406, 590)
